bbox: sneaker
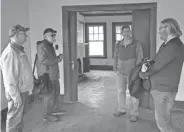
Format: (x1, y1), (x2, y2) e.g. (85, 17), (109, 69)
(130, 115), (138, 122)
(113, 110), (126, 117)
(43, 115), (59, 122)
(51, 110), (66, 116)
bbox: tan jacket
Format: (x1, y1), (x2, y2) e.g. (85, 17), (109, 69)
(0, 43), (33, 101)
(36, 39), (60, 80)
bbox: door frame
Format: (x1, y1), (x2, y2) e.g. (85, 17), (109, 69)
(62, 3), (157, 102)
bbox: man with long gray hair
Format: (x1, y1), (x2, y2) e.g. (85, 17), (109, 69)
(139, 18), (184, 132)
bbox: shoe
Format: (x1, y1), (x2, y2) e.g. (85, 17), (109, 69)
(43, 115), (59, 122)
(113, 110), (126, 117)
(51, 110), (66, 116)
(130, 115), (138, 122)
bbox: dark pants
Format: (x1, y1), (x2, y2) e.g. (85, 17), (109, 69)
(6, 91), (29, 132)
(43, 80), (61, 116)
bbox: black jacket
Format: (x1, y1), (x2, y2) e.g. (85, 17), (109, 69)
(128, 64), (151, 99)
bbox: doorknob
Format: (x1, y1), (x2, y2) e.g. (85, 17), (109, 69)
(71, 61), (75, 70)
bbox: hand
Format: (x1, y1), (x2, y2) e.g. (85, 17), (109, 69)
(139, 72), (148, 79)
(141, 63), (148, 72)
(57, 54), (63, 62)
(13, 94), (22, 108)
(58, 54), (64, 60)
(113, 67), (118, 72)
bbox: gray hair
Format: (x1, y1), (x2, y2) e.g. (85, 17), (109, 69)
(161, 18), (182, 37)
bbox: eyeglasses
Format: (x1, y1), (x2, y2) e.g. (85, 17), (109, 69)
(121, 31), (131, 34)
(159, 25), (168, 30)
(48, 34), (56, 37)
(17, 32), (28, 37)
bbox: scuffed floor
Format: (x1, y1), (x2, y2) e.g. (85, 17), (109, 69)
(20, 71), (184, 132)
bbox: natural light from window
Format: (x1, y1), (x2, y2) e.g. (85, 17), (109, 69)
(88, 25), (104, 57)
(89, 42), (104, 56)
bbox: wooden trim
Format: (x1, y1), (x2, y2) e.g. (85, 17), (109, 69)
(112, 23), (116, 58)
(85, 22), (107, 59)
(85, 23), (89, 57)
(80, 12), (132, 17)
(62, 3), (157, 12)
(90, 65), (113, 70)
(112, 22), (132, 57)
(150, 7), (157, 59)
(62, 8), (72, 102)
(89, 56), (107, 59)
(69, 12), (78, 102)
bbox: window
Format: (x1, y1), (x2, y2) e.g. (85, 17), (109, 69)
(112, 22), (132, 57)
(86, 23), (106, 58)
(77, 21), (84, 43)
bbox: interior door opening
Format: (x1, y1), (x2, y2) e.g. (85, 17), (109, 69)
(62, 3), (157, 110)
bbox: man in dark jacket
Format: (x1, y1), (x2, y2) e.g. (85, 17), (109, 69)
(139, 18), (184, 132)
(36, 28), (65, 122)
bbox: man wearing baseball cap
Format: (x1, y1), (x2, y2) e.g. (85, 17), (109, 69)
(1, 24), (33, 132)
(36, 28), (65, 122)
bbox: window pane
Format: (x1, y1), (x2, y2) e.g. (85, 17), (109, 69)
(89, 34), (93, 41)
(94, 34), (99, 40)
(99, 34), (104, 41)
(99, 26), (103, 33)
(94, 26), (98, 33)
(116, 34), (122, 41)
(89, 42), (104, 56)
(89, 27), (93, 33)
(116, 26), (121, 33)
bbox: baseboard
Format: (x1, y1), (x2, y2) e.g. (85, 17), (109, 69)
(90, 65), (113, 70)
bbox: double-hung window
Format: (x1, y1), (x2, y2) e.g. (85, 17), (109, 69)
(85, 23), (106, 58)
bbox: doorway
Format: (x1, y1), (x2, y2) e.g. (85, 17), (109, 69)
(62, 3), (157, 108)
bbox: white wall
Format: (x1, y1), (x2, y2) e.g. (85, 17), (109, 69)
(29, 0), (184, 100)
(85, 15), (132, 65)
(1, 0), (31, 110)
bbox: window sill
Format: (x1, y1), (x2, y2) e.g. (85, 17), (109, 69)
(89, 56), (107, 59)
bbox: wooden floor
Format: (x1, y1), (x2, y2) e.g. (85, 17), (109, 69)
(1, 71), (184, 132)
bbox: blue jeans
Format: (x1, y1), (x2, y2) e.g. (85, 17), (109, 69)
(6, 92), (29, 132)
(151, 90), (176, 132)
(116, 72), (139, 116)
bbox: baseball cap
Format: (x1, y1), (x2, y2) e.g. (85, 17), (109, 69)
(9, 24), (29, 37)
(43, 28), (57, 35)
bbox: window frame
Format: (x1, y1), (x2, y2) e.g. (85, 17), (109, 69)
(112, 22), (132, 57)
(85, 22), (107, 59)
